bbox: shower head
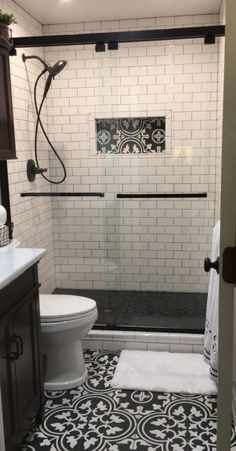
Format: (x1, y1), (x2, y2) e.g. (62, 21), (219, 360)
(22, 54), (67, 97)
(22, 54), (67, 77)
(50, 60), (67, 77)
(43, 60), (67, 97)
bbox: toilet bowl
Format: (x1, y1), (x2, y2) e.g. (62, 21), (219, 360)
(39, 294), (98, 390)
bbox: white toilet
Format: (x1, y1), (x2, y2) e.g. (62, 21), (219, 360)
(39, 294), (98, 390)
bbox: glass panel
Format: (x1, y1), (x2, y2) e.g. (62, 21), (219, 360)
(47, 35), (219, 333)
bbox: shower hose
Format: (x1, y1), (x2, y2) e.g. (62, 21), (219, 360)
(34, 69), (67, 184)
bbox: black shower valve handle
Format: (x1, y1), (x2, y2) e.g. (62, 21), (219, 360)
(27, 159), (47, 182)
(33, 166), (48, 175)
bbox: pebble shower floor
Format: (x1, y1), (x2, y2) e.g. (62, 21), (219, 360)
(19, 350), (236, 451)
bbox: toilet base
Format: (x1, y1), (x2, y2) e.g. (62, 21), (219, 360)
(42, 337), (88, 390)
(44, 368), (88, 391)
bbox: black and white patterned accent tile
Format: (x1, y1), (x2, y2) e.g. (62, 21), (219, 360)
(96, 117), (166, 154)
(19, 350), (236, 451)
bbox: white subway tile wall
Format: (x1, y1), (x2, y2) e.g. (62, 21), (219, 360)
(0, 0), (55, 292)
(43, 13), (221, 293)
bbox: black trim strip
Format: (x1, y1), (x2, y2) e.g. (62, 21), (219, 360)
(116, 193), (207, 199)
(0, 161), (13, 239)
(12, 25), (225, 49)
(93, 324), (204, 334)
(21, 192), (105, 197)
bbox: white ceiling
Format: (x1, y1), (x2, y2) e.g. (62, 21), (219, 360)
(14, 0), (222, 25)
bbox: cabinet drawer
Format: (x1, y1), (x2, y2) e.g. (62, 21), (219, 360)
(0, 266), (38, 320)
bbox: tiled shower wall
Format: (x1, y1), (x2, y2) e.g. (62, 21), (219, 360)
(43, 14), (221, 293)
(0, 0), (55, 293)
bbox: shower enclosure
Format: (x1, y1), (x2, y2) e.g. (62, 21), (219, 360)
(18, 20), (224, 333)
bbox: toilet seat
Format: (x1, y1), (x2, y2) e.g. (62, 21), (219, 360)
(40, 294), (97, 323)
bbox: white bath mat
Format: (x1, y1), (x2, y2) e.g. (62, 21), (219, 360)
(111, 350), (217, 395)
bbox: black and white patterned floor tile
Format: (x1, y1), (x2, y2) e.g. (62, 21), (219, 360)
(19, 350), (236, 451)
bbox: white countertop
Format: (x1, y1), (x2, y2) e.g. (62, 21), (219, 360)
(0, 248), (46, 290)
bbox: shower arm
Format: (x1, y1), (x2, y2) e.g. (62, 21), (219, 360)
(22, 53), (50, 71)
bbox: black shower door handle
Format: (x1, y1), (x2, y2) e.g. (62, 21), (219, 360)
(204, 257), (219, 274)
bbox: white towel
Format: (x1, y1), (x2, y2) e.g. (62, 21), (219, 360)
(203, 221), (220, 381)
(111, 350), (217, 394)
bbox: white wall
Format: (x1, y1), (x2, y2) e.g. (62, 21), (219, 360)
(0, 0), (56, 293)
(43, 13), (220, 293)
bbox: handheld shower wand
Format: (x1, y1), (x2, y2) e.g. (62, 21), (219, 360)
(22, 54), (67, 184)
(22, 54), (67, 96)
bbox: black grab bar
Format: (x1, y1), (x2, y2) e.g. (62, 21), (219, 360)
(21, 192), (105, 197)
(116, 193), (207, 199)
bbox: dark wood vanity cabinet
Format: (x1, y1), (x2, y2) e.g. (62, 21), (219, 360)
(0, 43), (16, 160)
(0, 265), (43, 451)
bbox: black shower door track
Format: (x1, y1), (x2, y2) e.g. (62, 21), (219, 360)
(12, 25), (225, 49)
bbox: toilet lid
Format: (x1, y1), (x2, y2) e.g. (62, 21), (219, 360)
(39, 294), (97, 321)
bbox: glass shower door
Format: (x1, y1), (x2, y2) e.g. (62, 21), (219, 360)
(50, 31), (219, 336)
(93, 38), (212, 333)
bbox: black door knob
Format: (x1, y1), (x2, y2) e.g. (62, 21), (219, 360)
(204, 257), (219, 274)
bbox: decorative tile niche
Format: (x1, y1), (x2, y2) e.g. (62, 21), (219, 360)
(89, 111), (171, 157)
(96, 116), (166, 154)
